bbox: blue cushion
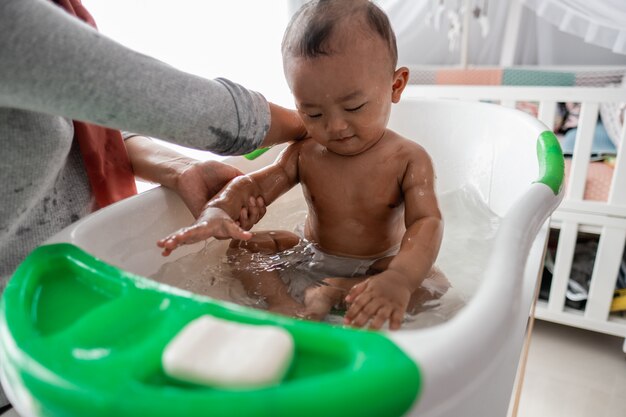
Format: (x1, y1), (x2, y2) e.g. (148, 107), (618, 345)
(561, 121), (617, 157)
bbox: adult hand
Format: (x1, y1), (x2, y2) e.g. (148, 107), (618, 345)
(174, 159), (242, 218)
(126, 136), (266, 221)
(343, 270), (412, 330)
(172, 160), (267, 226)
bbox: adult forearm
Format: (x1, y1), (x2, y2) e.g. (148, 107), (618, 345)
(262, 103), (307, 147)
(125, 136), (195, 190)
(0, 0), (269, 155)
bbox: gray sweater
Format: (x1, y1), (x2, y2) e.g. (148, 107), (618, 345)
(0, 0), (271, 290)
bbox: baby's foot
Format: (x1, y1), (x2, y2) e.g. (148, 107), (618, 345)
(303, 286), (335, 321)
(267, 299), (306, 319)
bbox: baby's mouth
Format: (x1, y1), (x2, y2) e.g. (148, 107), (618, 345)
(334, 135), (355, 142)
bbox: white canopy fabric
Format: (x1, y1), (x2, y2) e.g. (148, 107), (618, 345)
(522, 0), (626, 55)
(376, 0), (511, 66)
(286, 0), (626, 65)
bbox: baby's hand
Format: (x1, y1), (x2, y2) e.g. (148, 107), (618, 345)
(157, 207), (252, 256)
(237, 196), (266, 230)
(343, 271), (412, 330)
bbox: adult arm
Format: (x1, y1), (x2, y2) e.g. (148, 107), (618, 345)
(0, 0), (304, 155)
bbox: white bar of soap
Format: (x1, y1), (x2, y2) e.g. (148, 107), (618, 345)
(162, 315), (294, 388)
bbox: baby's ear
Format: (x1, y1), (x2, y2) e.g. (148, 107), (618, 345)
(391, 67), (409, 103)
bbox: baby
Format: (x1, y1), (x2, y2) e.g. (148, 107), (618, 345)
(158, 0), (448, 330)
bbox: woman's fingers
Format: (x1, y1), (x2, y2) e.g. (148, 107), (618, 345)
(256, 196), (266, 218)
(239, 196), (267, 229)
(240, 207), (249, 226)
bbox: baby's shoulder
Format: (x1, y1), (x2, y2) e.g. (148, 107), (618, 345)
(276, 137), (312, 158)
(285, 137), (317, 153)
(274, 138), (323, 171)
(383, 129), (432, 163)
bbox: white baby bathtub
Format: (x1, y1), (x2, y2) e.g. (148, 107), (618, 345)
(0, 99), (563, 417)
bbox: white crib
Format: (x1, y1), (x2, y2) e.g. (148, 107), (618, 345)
(403, 82), (626, 352)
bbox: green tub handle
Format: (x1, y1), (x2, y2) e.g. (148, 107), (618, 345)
(535, 130), (564, 195)
(243, 147), (270, 160)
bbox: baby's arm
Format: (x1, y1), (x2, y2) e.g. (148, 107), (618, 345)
(344, 147), (443, 330)
(157, 143), (301, 256)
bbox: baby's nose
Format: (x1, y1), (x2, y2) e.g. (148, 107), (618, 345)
(325, 114), (349, 136)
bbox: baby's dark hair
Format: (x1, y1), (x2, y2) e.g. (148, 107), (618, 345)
(282, 0), (398, 69)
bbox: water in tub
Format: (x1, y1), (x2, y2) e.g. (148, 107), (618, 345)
(151, 184), (500, 329)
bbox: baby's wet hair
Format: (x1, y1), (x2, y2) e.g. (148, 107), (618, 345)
(282, 0), (398, 69)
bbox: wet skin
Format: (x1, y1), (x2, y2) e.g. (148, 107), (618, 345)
(158, 19), (445, 330)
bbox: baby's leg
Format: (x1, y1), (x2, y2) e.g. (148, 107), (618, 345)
(228, 231), (303, 317)
(229, 230), (300, 254)
(304, 277), (366, 321)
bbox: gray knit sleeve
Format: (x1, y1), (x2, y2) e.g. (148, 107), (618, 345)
(212, 78), (271, 154)
(0, 0), (270, 155)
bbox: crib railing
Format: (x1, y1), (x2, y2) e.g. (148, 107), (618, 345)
(404, 86), (626, 346)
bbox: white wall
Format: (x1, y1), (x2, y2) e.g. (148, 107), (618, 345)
(82, 1), (626, 93)
(83, 0), (294, 107)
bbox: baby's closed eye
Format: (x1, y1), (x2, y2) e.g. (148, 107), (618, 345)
(345, 102), (367, 112)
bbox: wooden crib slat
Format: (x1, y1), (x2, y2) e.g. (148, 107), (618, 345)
(537, 101), (556, 131)
(608, 122), (626, 206)
(552, 210), (626, 229)
(584, 227), (626, 321)
(566, 102), (600, 202)
(548, 221), (578, 313)
(558, 200), (626, 218)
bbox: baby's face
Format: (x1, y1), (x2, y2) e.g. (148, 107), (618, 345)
(284, 35), (406, 156)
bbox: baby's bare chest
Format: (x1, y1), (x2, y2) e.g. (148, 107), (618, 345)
(298, 154), (405, 211)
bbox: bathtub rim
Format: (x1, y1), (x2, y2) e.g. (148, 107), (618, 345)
(9, 98), (564, 417)
(387, 119), (563, 414)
